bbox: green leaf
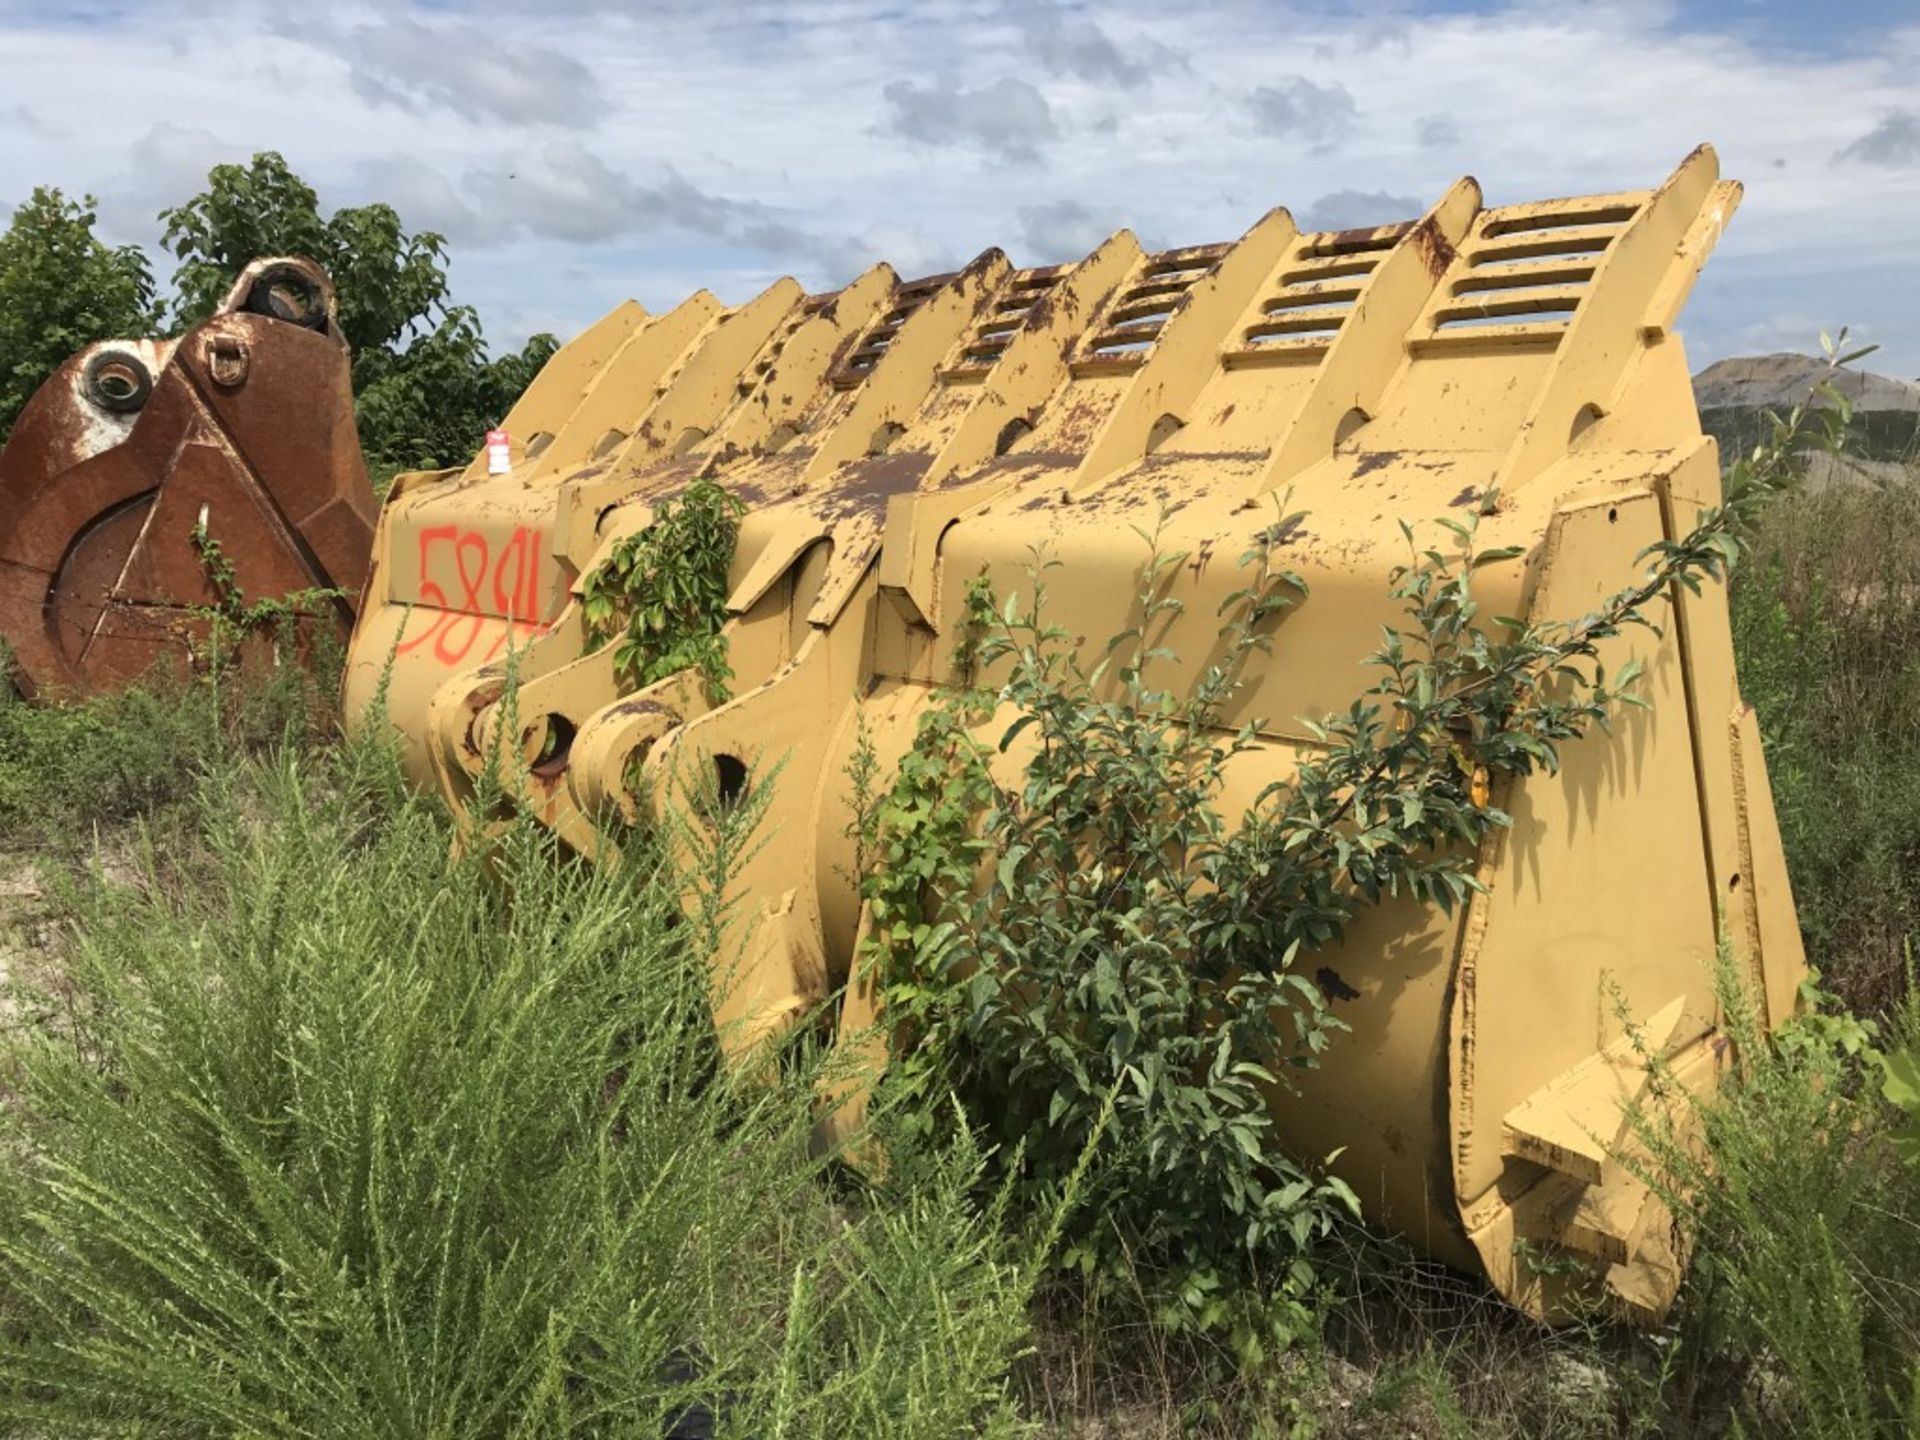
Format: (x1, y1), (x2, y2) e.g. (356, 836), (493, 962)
(1883, 1047), (1920, 1166)
(1882, 1046), (1920, 1122)
(998, 713), (1039, 753)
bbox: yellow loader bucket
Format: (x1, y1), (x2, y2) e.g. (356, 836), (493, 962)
(344, 145), (1803, 1322)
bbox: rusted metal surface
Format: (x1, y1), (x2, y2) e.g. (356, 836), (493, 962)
(0, 257), (376, 697)
(345, 147), (1791, 1323)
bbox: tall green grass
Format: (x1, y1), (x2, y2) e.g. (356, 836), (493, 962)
(0, 641), (335, 847)
(1636, 959), (1920, 1440)
(1732, 477), (1920, 1011)
(0, 722), (1042, 1437)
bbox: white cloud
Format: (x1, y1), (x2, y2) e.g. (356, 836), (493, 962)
(1006, 3), (1184, 89)
(93, 122), (231, 238)
(353, 156), (481, 244)
(10, 104), (57, 140)
(879, 77), (1060, 165)
(1838, 110), (1920, 168)
(1018, 199), (1121, 261)
(462, 142), (871, 274)
(1, 1), (1916, 373)
(1300, 190), (1424, 231)
(1248, 76), (1360, 153)
(301, 15), (607, 129)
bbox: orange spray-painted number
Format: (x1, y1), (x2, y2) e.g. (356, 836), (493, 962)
(396, 524), (549, 665)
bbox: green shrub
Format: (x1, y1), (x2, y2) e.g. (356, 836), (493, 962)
(0, 187), (160, 443)
(352, 309), (559, 473)
(0, 729), (1045, 1437)
(1639, 960), (1920, 1440)
(867, 546), (1358, 1353)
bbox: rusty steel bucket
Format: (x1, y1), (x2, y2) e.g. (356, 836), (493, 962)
(0, 257), (377, 697)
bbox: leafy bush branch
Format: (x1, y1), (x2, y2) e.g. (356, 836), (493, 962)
(580, 476), (743, 701)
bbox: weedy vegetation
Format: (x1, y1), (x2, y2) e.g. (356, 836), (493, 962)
(0, 698), (1053, 1439)
(0, 338), (1914, 1437)
(1732, 478), (1920, 1014)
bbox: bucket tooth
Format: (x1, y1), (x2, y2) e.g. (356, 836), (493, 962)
(1555, 1158), (1660, 1268)
(831, 265), (968, 389)
(1059, 211), (1300, 491)
(877, 230), (1144, 627)
(528, 285), (800, 484)
(1603, 1218), (1686, 1326)
(1501, 996), (1685, 1186)
(550, 262), (901, 575)
(630, 283), (817, 461)
(1513, 1139), (1671, 1271)
(1240, 177), (1482, 492)
(1492, 146), (1737, 491)
(474, 300), (651, 483)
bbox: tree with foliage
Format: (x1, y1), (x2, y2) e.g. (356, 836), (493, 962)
(0, 188), (161, 442)
(160, 151), (449, 362)
(352, 308), (558, 476)
(159, 151), (556, 472)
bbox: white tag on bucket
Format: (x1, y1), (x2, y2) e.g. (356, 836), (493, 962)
(486, 428), (511, 475)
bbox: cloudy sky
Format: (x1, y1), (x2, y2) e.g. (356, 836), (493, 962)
(4, 0), (1917, 375)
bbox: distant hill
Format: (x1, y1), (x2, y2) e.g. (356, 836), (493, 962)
(1695, 353), (1920, 465)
